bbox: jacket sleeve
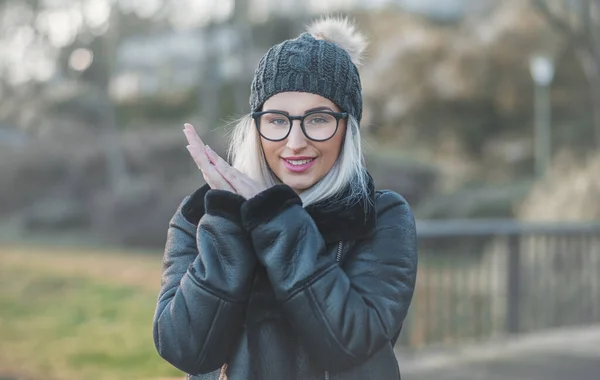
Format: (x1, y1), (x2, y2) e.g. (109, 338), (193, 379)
(240, 185), (418, 372)
(153, 187), (257, 375)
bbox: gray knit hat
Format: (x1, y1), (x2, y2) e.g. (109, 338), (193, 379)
(250, 18), (366, 123)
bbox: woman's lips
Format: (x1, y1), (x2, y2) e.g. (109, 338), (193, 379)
(282, 157), (316, 173)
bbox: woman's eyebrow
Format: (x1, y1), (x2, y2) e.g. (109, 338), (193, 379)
(305, 106), (334, 113)
(263, 109), (289, 115)
(262, 106), (334, 114)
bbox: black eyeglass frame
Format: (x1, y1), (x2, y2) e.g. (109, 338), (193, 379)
(251, 110), (349, 142)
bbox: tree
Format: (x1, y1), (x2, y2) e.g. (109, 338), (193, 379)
(533, 0), (600, 148)
(0, 0), (174, 192)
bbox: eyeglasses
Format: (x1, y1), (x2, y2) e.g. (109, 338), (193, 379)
(251, 110), (348, 142)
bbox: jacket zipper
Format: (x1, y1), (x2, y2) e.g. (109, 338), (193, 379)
(335, 240), (343, 262)
(324, 241), (343, 380)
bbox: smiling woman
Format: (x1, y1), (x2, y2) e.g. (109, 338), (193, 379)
(153, 16), (418, 380)
(253, 93), (349, 194)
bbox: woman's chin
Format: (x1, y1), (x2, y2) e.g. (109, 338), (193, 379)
(280, 175), (317, 194)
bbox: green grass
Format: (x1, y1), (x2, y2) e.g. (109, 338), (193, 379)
(0, 245), (183, 380)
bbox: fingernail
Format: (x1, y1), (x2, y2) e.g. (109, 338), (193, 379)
(206, 145), (213, 153)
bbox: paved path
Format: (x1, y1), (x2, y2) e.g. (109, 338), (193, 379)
(397, 326), (600, 380)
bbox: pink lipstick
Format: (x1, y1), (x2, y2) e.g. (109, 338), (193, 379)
(282, 156), (316, 173)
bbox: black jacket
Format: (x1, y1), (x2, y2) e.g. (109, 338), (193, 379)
(153, 179), (418, 380)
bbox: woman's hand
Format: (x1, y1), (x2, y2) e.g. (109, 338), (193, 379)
(183, 123), (266, 199)
(183, 123), (235, 192)
(203, 145), (265, 200)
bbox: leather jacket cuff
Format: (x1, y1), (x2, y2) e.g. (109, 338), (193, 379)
(181, 185), (246, 225)
(241, 184), (302, 231)
(204, 189), (246, 223)
(181, 184), (210, 225)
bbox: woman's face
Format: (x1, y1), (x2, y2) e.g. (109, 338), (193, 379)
(259, 92), (347, 193)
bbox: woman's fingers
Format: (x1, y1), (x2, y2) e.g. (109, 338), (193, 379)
(182, 123), (236, 192)
(182, 123), (232, 190)
(183, 123), (205, 148)
(205, 145), (238, 179)
(182, 123), (257, 195)
(205, 146), (264, 199)
(186, 145), (235, 192)
(183, 123), (224, 188)
(185, 144), (205, 169)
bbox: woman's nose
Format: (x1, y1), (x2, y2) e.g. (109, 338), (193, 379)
(286, 121), (308, 151)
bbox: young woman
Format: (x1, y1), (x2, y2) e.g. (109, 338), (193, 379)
(153, 17), (418, 380)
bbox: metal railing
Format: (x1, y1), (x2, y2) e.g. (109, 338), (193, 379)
(398, 219), (600, 349)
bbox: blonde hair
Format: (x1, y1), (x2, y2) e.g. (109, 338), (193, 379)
(227, 114), (370, 207)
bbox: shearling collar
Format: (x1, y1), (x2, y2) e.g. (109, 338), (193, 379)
(304, 175), (376, 243)
(181, 175), (377, 243)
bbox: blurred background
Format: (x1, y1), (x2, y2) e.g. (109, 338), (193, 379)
(1, 0), (599, 379)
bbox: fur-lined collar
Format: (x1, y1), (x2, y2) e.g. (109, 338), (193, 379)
(304, 176), (376, 243)
(182, 176), (377, 243)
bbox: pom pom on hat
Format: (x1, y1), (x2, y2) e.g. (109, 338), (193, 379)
(307, 16), (367, 67)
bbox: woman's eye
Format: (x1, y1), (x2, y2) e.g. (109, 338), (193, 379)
(306, 115), (332, 124)
(271, 118), (288, 125)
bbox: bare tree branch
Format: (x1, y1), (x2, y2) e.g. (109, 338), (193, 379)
(533, 0), (587, 46)
(582, 0), (594, 41)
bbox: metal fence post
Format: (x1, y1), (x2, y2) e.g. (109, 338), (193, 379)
(507, 234), (521, 334)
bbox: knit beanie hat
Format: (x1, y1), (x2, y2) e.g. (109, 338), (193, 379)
(249, 17), (367, 123)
